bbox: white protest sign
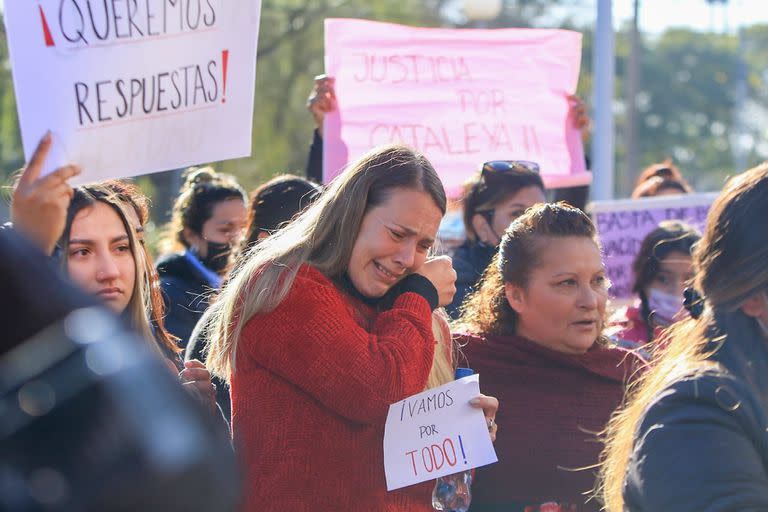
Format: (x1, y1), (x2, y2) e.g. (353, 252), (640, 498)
(3, 1), (261, 183)
(590, 193), (717, 299)
(383, 374), (497, 491)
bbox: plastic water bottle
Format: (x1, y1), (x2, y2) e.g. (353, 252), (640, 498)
(432, 368), (474, 512)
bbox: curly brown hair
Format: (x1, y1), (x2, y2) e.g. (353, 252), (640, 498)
(160, 167), (246, 255)
(455, 202), (599, 335)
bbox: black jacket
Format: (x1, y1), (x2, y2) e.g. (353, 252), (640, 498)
(156, 252), (217, 349)
(624, 317), (768, 511)
(446, 240), (496, 319)
(305, 129), (323, 184)
(185, 308), (231, 422)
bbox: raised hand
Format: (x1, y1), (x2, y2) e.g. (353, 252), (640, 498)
(306, 75), (337, 136)
(416, 256), (457, 307)
(11, 132), (81, 255)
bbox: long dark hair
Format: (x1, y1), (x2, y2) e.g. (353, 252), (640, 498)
(58, 185), (179, 358)
(632, 220), (701, 335)
(101, 179), (180, 355)
(160, 167), (246, 254)
(600, 162), (768, 510)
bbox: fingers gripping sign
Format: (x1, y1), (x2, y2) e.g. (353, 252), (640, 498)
(307, 74), (337, 136)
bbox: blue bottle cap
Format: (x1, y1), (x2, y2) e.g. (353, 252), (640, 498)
(454, 367), (474, 380)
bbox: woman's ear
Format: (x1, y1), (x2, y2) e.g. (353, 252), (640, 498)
(472, 213), (495, 245)
(504, 282), (525, 314)
(183, 227), (205, 254)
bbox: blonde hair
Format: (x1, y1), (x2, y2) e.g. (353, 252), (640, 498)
(429, 309), (458, 389)
(205, 144), (449, 384)
(599, 162), (768, 511)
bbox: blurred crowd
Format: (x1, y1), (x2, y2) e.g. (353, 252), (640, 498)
(2, 76), (767, 512)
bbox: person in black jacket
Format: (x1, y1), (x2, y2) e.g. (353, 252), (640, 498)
(1, 212), (242, 512)
(157, 167), (247, 349)
(185, 173), (322, 421)
(599, 162), (768, 511)
(446, 160), (546, 318)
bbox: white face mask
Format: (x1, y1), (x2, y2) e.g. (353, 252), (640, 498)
(646, 287), (685, 326)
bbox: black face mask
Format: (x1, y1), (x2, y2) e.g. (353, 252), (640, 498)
(200, 241), (232, 274)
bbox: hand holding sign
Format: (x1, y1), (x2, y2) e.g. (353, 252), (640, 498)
(307, 75), (337, 136)
(323, 19), (589, 196)
(470, 394), (499, 443)
(11, 133), (81, 255)
(383, 374), (497, 491)
(4, 1), (262, 183)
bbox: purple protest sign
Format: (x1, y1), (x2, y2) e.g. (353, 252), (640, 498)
(590, 193), (717, 300)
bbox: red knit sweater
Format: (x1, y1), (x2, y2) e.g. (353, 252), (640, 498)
(231, 265), (437, 511)
(458, 333), (641, 511)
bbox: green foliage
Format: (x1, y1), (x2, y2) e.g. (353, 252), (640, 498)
(611, 25), (768, 194)
(216, 0), (447, 191)
(0, 12), (23, 178)
(1, 3), (768, 214)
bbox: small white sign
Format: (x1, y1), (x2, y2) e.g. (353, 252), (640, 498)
(4, 0), (262, 183)
(383, 374), (498, 491)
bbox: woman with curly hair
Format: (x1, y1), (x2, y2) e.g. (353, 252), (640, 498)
(454, 202), (641, 511)
(157, 168), (247, 347)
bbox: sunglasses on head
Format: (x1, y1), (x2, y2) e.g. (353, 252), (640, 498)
(481, 160), (540, 179)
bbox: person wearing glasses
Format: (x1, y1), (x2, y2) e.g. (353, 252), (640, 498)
(446, 160), (546, 318)
(454, 202), (641, 511)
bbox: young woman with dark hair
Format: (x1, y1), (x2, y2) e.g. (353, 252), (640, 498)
(157, 167), (247, 347)
(101, 179), (179, 354)
(10, 136), (218, 414)
(27, 183), (218, 416)
(454, 202), (641, 511)
(447, 160), (546, 318)
(606, 220), (700, 351)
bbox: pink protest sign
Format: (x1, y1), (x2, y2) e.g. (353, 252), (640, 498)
(323, 19), (588, 196)
(590, 193), (716, 300)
